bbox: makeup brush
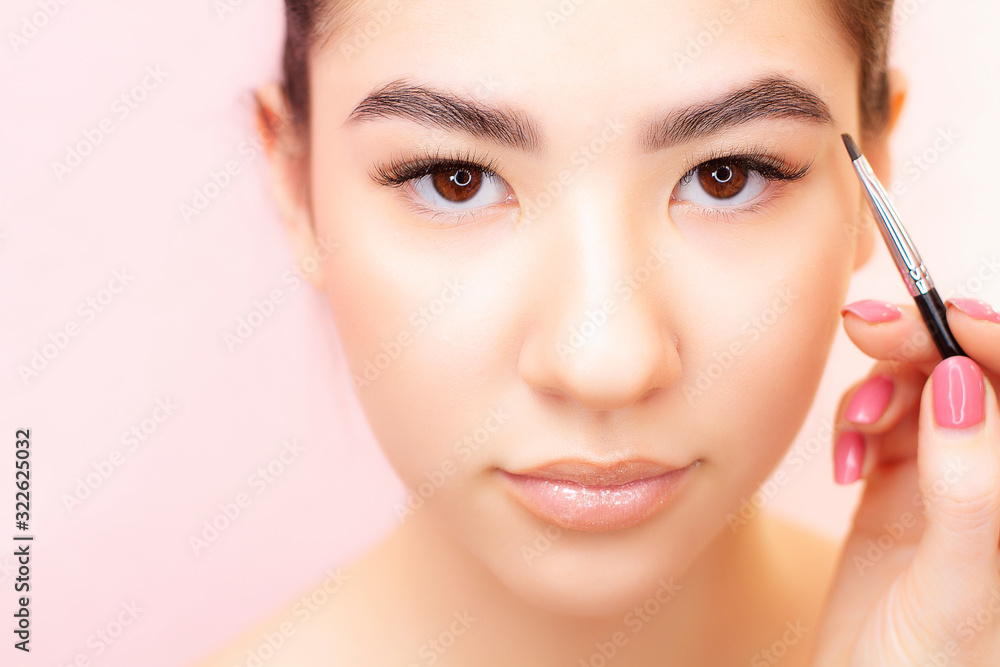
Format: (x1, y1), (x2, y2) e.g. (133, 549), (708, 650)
(841, 133), (966, 359)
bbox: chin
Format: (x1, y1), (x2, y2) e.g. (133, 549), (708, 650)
(478, 523), (699, 618)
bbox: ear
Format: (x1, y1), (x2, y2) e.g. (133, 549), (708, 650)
(851, 68), (908, 271)
(255, 82), (325, 290)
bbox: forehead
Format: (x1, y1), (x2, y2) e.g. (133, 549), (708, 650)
(313, 0), (858, 131)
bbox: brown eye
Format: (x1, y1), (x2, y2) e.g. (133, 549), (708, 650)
(431, 168), (483, 203)
(671, 153), (807, 213)
(407, 161), (512, 216)
(697, 162), (748, 199)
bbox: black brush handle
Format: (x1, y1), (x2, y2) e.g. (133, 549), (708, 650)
(915, 288), (966, 359)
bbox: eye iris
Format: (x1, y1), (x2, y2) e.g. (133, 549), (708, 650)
(432, 168), (483, 202)
(698, 163), (748, 199)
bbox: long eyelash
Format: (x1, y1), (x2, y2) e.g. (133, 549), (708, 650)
(672, 148), (811, 224)
(371, 147), (502, 187)
(678, 148), (812, 185)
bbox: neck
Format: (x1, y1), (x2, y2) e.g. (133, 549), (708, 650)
(372, 508), (784, 666)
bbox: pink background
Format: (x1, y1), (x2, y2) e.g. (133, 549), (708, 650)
(1, 1), (998, 665)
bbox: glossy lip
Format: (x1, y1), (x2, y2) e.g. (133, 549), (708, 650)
(499, 458), (695, 532)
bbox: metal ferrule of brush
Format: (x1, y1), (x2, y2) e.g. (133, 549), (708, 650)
(851, 155), (934, 297)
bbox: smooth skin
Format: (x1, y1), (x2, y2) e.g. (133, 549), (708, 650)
(195, 0), (1000, 665)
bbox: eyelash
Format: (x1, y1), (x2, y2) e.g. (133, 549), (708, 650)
(679, 150), (810, 185)
(370, 148), (506, 224)
(371, 147), (502, 188)
(370, 147), (812, 223)
(673, 149), (812, 222)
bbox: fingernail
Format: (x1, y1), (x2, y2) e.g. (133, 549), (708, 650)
(842, 300), (902, 323)
(845, 375), (894, 424)
(834, 431), (865, 484)
(932, 356), (986, 429)
(947, 298), (1000, 325)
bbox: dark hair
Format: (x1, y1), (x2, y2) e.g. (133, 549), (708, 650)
(273, 0), (895, 137)
(828, 0), (895, 135)
(279, 0), (324, 134)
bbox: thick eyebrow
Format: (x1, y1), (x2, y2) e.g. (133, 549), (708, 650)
(640, 76), (834, 151)
(345, 78), (542, 152)
(344, 75), (832, 154)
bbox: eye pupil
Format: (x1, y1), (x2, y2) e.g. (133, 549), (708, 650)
(433, 167), (483, 202)
(698, 162), (748, 199)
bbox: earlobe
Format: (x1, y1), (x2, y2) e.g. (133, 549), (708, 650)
(254, 83), (326, 291)
(885, 68), (908, 136)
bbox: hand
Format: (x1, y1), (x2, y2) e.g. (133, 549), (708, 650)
(810, 298), (1000, 667)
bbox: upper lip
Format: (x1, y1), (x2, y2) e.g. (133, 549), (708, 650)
(503, 458), (684, 486)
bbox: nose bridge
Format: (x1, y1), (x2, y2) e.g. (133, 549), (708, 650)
(523, 113), (641, 304)
(567, 177), (653, 311)
(517, 170), (681, 412)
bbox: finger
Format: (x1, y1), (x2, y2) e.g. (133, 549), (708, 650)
(843, 298), (1000, 392)
(815, 449), (926, 659)
(832, 362), (925, 484)
(947, 298), (1000, 374)
(841, 362), (925, 436)
(833, 412), (923, 487)
(841, 300), (941, 373)
(910, 356), (1000, 612)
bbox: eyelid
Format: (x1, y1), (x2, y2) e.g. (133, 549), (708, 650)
(669, 195), (783, 224)
(372, 145), (810, 225)
(370, 148), (515, 225)
(669, 151), (812, 223)
(401, 197), (484, 226)
(677, 151), (812, 184)
(370, 147), (504, 187)
(401, 179), (516, 224)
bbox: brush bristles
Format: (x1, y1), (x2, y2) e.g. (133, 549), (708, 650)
(841, 133), (862, 161)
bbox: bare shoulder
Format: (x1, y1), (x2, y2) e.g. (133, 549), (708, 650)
(194, 529), (418, 667)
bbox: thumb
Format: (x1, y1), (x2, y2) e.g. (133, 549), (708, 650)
(910, 356), (1000, 616)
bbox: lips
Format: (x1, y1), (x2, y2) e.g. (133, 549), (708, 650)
(499, 459), (694, 532)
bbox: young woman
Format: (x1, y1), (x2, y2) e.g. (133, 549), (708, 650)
(200, 0), (1000, 664)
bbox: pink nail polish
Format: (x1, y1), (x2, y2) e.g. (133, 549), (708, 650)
(947, 298), (1000, 325)
(841, 300), (902, 323)
(834, 431), (865, 484)
(932, 357), (986, 429)
(845, 375), (894, 424)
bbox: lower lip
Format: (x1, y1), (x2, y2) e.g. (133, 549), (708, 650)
(500, 466), (692, 532)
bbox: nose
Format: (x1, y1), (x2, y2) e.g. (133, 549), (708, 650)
(516, 188), (683, 412)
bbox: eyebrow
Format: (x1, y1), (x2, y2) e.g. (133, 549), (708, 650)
(344, 75), (833, 153)
(345, 78), (542, 152)
(639, 76), (834, 150)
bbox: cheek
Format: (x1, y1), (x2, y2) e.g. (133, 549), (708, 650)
(676, 199), (852, 484)
(314, 191), (518, 494)
(322, 256), (465, 488)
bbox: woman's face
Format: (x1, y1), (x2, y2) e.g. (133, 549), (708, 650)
(287, 0), (875, 614)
